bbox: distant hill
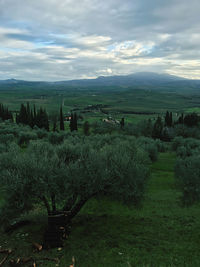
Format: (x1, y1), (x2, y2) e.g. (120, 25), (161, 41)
(0, 72), (200, 92)
(57, 72), (187, 86)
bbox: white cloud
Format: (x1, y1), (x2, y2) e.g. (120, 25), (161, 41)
(0, 0), (199, 80)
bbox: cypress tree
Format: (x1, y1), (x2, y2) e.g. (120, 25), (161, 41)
(184, 113), (199, 127)
(69, 113), (78, 131)
(165, 111), (173, 127)
(26, 102), (31, 126)
(178, 113), (184, 124)
(152, 116), (163, 139)
(0, 103), (13, 121)
(120, 118), (125, 129)
(53, 121), (57, 132)
(17, 104), (28, 125)
(44, 109), (49, 131)
(30, 110), (34, 128)
(74, 112), (78, 131)
(33, 104), (37, 126)
(36, 108), (49, 131)
(16, 112), (19, 124)
(0, 104), (2, 119)
(169, 112), (173, 127)
(60, 107), (65, 131)
(69, 113), (74, 132)
(165, 111), (170, 126)
(50, 112), (58, 132)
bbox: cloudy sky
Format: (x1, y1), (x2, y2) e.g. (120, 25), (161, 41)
(0, 0), (200, 81)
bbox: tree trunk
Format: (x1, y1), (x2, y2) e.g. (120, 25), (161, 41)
(43, 211), (71, 248)
(43, 196), (95, 248)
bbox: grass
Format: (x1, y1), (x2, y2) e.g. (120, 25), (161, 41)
(0, 87), (199, 114)
(186, 107), (200, 113)
(1, 86), (200, 130)
(1, 152), (200, 266)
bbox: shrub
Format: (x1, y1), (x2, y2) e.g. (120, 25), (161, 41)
(145, 143), (158, 162)
(154, 139), (168, 152)
(174, 124), (200, 139)
(172, 136), (185, 151)
(123, 123), (138, 136)
(172, 137), (200, 158)
(48, 132), (65, 145)
(176, 146), (189, 158)
(137, 119), (153, 137)
(175, 155), (200, 204)
(136, 137), (158, 162)
(92, 121), (118, 134)
(18, 131), (38, 146)
(36, 129), (48, 139)
(0, 144), (6, 153)
(0, 133), (15, 144)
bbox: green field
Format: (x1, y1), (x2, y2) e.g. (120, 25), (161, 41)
(186, 107), (200, 114)
(1, 86), (200, 125)
(1, 85), (200, 266)
(1, 152), (200, 266)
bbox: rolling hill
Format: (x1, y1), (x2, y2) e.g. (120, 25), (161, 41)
(0, 72), (200, 92)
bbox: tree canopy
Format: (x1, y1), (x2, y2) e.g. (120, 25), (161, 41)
(0, 138), (149, 225)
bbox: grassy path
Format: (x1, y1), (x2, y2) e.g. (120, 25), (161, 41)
(1, 153), (200, 266)
(132, 152), (200, 266)
(58, 152), (200, 266)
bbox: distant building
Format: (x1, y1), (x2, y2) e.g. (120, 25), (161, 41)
(64, 116), (71, 121)
(102, 118), (120, 125)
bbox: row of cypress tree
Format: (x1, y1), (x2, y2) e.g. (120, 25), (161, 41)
(4, 104), (199, 136)
(59, 106), (78, 132)
(16, 103), (49, 131)
(16, 104), (78, 132)
(152, 111), (200, 140)
(165, 111), (173, 127)
(0, 103), (13, 121)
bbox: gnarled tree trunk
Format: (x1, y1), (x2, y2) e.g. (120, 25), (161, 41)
(43, 196), (93, 248)
(43, 211), (71, 248)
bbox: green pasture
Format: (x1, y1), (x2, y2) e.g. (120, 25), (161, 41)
(0, 87), (199, 116)
(1, 86), (200, 129)
(186, 107), (200, 114)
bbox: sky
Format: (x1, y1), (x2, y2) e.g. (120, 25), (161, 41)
(0, 0), (200, 81)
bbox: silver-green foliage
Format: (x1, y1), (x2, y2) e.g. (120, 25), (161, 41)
(17, 131), (38, 146)
(48, 132), (65, 144)
(174, 137), (200, 204)
(175, 155), (200, 204)
(0, 138), (149, 224)
(172, 137), (200, 158)
(136, 137), (158, 162)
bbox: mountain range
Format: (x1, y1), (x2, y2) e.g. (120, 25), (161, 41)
(0, 72), (200, 90)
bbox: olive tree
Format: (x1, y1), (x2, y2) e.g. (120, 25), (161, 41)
(136, 137), (158, 162)
(0, 139), (149, 247)
(175, 155), (200, 205)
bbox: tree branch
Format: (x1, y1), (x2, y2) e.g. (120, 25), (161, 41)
(40, 196), (51, 215)
(63, 194), (77, 212)
(51, 194), (56, 213)
(68, 198), (88, 220)
(68, 192), (98, 221)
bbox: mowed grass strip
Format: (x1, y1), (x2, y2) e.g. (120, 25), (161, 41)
(1, 153), (200, 266)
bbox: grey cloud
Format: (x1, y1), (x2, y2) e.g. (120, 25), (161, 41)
(0, 0), (199, 80)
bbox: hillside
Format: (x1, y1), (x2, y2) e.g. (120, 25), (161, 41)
(0, 73), (200, 92)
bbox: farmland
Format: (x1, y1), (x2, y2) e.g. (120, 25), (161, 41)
(1, 84), (200, 266)
(1, 85), (200, 126)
